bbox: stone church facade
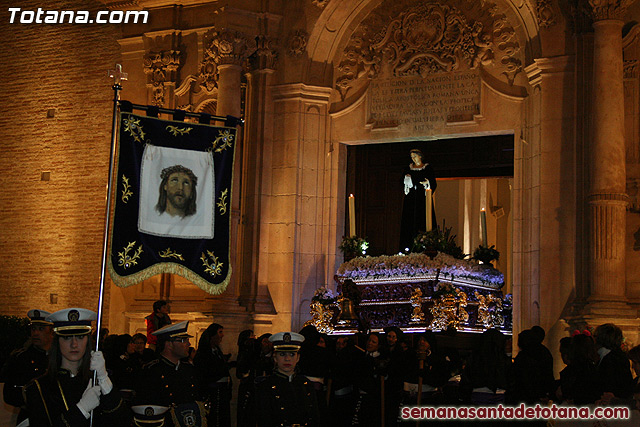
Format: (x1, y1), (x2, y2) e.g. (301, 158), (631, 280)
(2, 0), (640, 367)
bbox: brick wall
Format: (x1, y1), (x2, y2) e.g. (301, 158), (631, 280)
(0, 0), (122, 324)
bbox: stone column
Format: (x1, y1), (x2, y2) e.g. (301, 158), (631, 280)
(205, 29), (251, 299)
(238, 36), (278, 312)
(209, 29), (249, 119)
(585, 0), (633, 316)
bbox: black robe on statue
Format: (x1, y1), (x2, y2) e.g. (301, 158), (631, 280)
(399, 163), (437, 252)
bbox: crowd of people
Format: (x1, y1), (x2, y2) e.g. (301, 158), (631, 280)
(2, 301), (640, 426)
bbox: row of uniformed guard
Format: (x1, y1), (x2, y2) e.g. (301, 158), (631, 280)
(0, 308), (321, 427)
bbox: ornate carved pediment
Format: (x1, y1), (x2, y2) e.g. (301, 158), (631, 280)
(288, 30), (308, 57)
(587, 0), (634, 21)
(335, 0), (522, 100)
(143, 50), (181, 106)
(199, 29), (251, 93)
(624, 59), (638, 78)
(249, 35), (278, 71)
(537, 0), (557, 27)
(628, 178), (640, 213)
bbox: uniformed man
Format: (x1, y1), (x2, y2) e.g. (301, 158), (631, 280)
(0, 309), (53, 424)
(255, 332), (320, 427)
(134, 321), (207, 427)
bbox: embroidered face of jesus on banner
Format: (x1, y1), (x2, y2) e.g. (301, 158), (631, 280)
(138, 145), (215, 239)
(108, 112), (236, 295)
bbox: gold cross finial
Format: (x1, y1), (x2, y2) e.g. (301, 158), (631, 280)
(108, 64), (128, 86)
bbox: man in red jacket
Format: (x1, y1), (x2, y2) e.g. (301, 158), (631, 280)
(145, 300), (171, 350)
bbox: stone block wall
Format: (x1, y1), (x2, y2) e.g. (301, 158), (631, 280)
(0, 0), (122, 322)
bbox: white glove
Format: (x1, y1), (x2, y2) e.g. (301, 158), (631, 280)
(76, 382), (101, 419)
(90, 351), (113, 394)
(404, 175), (413, 195)
(422, 180), (431, 191)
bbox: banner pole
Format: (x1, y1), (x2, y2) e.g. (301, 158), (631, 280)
(91, 64), (127, 427)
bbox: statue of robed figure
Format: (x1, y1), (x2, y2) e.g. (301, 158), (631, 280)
(399, 148), (437, 252)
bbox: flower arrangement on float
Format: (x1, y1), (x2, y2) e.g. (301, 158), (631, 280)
(337, 252), (504, 287)
(338, 236), (369, 259)
(311, 286), (338, 305)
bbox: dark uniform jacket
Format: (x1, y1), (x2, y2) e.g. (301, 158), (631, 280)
(194, 346), (231, 427)
(135, 355), (202, 407)
(1, 344), (48, 422)
(255, 371), (320, 427)
(23, 370), (127, 427)
(597, 349), (634, 398)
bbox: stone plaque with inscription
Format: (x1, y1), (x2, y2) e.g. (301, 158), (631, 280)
(369, 70), (481, 134)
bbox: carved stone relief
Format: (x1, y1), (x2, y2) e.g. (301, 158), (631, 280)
(335, 0), (523, 100)
(198, 29), (251, 93)
(143, 50), (181, 107)
(537, 0), (557, 27)
(249, 35), (278, 71)
(624, 59), (638, 78)
(628, 179), (640, 213)
(312, 0), (329, 8)
(288, 30), (308, 57)
(587, 0), (634, 21)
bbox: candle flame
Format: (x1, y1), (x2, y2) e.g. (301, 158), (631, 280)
(349, 194), (354, 198)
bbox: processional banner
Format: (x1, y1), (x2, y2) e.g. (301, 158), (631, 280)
(108, 110), (236, 295)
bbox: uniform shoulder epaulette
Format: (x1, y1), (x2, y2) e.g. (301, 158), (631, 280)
(143, 359), (160, 369)
(9, 346), (28, 358)
(254, 375), (269, 386)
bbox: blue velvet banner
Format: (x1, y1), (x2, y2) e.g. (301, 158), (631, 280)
(108, 111), (236, 294)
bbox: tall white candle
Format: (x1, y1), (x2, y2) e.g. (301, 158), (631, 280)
(425, 189), (433, 232)
(348, 194), (356, 237)
(481, 208), (488, 247)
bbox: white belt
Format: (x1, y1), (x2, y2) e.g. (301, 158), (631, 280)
(403, 382), (436, 393)
(305, 376), (324, 384)
(334, 385), (354, 396)
(472, 387), (505, 394)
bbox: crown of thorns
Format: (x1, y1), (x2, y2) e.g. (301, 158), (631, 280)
(160, 165), (197, 185)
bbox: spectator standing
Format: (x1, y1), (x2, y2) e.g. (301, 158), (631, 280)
(594, 323), (634, 399)
(145, 300), (171, 351)
(194, 323), (231, 427)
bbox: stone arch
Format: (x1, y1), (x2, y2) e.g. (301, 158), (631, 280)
(304, 0), (542, 93)
(291, 0), (548, 339)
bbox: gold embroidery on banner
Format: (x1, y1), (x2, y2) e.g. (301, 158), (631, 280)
(201, 250), (223, 277)
(118, 242), (143, 269)
(217, 188), (229, 215)
(159, 248), (185, 261)
(122, 116), (146, 144)
(166, 125), (193, 136)
(209, 129), (234, 153)
(121, 175), (133, 203)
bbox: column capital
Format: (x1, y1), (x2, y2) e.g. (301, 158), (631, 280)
(248, 35), (278, 72)
(204, 29), (252, 66)
(587, 0), (635, 22)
